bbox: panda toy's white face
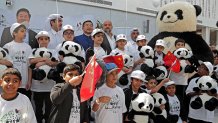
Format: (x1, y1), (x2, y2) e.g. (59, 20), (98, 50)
(140, 46), (154, 58)
(122, 54), (134, 68)
(174, 48), (189, 59)
(131, 93), (154, 113)
(155, 66), (168, 80)
(152, 93), (166, 107)
(61, 41), (82, 56)
(33, 47), (52, 59)
(157, 1), (198, 33)
(197, 76), (217, 91)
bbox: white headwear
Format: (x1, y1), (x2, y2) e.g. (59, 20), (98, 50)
(10, 23), (24, 37)
(44, 14), (63, 31)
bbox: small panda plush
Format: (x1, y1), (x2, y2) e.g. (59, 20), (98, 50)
(191, 76), (218, 111)
(129, 93), (154, 123)
(30, 47), (56, 82)
(0, 47), (11, 77)
(117, 53), (134, 88)
(173, 48), (195, 73)
(155, 66), (168, 81)
(148, 1), (213, 63)
(151, 93), (169, 123)
(138, 45), (155, 76)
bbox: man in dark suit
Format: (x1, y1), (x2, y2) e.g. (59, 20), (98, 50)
(101, 20), (116, 55)
(0, 8), (38, 48)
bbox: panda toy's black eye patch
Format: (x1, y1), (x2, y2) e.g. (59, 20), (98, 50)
(159, 98), (162, 104)
(1, 50), (6, 57)
(149, 103), (153, 110)
(65, 45), (69, 50)
(153, 98), (156, 104)
(206, 82), (212, 88)
(146, 49), (150, 55)
(75, 45), (79, 52)
(138, 102), (145, 109)
(160, 11), (167, 21)
(125, 58), (128, 64)
(177, 51), (181, 56)
(175, 9), (183, 20)
(39, 51), (45, 57)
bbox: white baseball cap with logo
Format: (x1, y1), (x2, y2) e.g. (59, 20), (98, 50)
(164, 81), (175, 87)
(136, 35), (146, 42)
(35, 31), (50, 39)
(10, 23), (25, 37)
(130, 70), (147, 82)
(91, 28), (104, 37)
(201, 62), (213, 76)
(63, 25), (74, 32)
(155, 39), (165, 47)
(116, 34), (127, 42)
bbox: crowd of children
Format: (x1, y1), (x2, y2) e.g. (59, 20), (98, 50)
(0, 12), (218, 123)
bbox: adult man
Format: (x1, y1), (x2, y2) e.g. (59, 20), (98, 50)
(125, 28), (140, 56)
(0, 8), (38, 48)
(101, 20), (116, 54)
(75, 20), (94, 51)
(46, 14), (64, 49)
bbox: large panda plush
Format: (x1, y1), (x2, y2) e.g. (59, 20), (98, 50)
(148, 1), (213, 63)
(129, 93), (154, 123)
(151, 93), (169, 123)
(30, 47), (56, 82)
(0, 47), (11, 77)
(191, 76), (218, 111)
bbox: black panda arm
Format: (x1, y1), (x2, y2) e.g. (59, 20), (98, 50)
(76, 56), (85, 62)
(184, 65), (195, 73)
(29, 64), (36, 69)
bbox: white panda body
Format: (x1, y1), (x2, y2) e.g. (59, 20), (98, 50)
(144, 59), (154, 68)
(38, 65), (52, 82)
(62, 57), (79, 65)
(134, 115), (149, 123)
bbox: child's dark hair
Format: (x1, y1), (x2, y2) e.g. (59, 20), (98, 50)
(145, 76), (156, 82)
(174, 38), (185, 46)
(1, 68), (22, 80)
(63, 64), (81, 76)
(13, 25), (27, 38)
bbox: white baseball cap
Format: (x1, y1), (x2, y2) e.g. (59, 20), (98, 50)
(164, 81), (175, 87)
(136, 35), (146, 41)
(130, 70), (146, 82)
(91, 28), (104, 37)
(201, 62), (213, 76)
(10, 23), (25, 37)
(47, 14), (63, 21)
(63, 25), (74, 32)
(35, 31), (50, 39)
(155, 39), (165, 47)
(116, 34), (127, 42)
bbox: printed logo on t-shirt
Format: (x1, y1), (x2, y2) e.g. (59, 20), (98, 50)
(105, 94), (121, 113)
(0, 109), (22, 123)
(170, 100), (180, 114)
(13, 51), (27, 63)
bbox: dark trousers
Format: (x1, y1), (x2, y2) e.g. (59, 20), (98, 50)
(188, 118), (212, 123)
(17, 88), (32, 100)
(33, 92), (52, 123)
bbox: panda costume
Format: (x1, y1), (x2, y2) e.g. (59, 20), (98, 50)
(148, 1), (213, 63)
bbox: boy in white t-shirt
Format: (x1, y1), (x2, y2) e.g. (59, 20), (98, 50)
(92, 63), (127, 123)
(0, 68), (37, 123)
(3, 23), (32, 99)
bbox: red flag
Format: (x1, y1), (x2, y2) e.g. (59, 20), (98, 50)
(103, 55), (124, 72)
(80, 55), (103, 102)
(163, 51), (180, 73)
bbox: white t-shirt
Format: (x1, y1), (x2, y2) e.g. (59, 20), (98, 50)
(68, 89), (80, 123)
(125, 40), (138, 58)
(169, 71), (189, 85)
(29, 48), (57, 92)
(167, 94), (180, 116)
(92, 84), (127, 123)
(186, 77), (216, 122)
(48, 29), (64, 49)
(3, 41), (32, 88)
(0, 93), (37, 123)
(94, 46), (106, 59)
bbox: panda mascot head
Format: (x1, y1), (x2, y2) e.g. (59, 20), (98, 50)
(148, 1), (213, 63)
(191, 76), (218, 111)
(30, 47), (56, 82)
(129, 93), (154, 123)
(0, 47), (10, 77)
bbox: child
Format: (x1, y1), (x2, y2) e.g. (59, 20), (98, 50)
(29, 31), (58, 123)
(92, 63), (127, 123)
(48, 64), (89, 123)
(0, 68), (37, 123)
(175, 38), (185, 49)
(154, 39), (165, 67)
(164, 81), (185, 123)
(3, 23), (32, 99)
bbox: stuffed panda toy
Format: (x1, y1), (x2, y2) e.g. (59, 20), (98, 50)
(173, 48), (195, 73)
(191, 76), (218, 111)
(155, 66), (168, 81)
(138, 45), (155, 76)
(148, 1), (213, 63)
(30, 47), (56, 82)
(116, 53), (134, 88)
(151, 93), (169, 123)
(0, 47), (11, 77)
(129, 93), (154, 123)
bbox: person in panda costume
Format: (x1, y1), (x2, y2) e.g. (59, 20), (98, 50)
(148, 1), (213, 63)
(123, 70), (148, 122)
(186, 62), (217, 123)
(0, 47), (13, 78)
(28, 31), (58, 123)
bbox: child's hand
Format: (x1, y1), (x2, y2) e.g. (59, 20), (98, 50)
(163, 78), (170, 83)
(98, 96), (111, 103)
(35, 62), (46, 68)
(69, 75), (83, 87)
(159, 104), (165, 110)
(25, 81), (31, 90)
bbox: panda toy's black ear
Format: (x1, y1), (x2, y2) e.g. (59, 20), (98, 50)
(139, 52), (145, 58)
(61, 41), (66, 47)
(194, 5), (202, 16)
(32, 48), (37, 55)
(3, 48), (9, 54)
(132, 94), (139, 101)
(115, 53), (119, 56)
(59, 50), (65, 57)
(138, 46), (142, 51)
